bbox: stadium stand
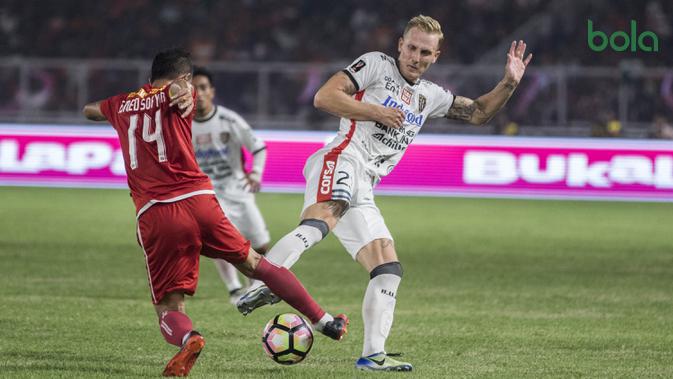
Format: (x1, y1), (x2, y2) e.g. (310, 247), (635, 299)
(0, 0), (671, 138)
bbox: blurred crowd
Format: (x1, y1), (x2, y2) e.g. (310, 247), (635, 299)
(0, 0), (672, 138)
(2, 0), (671, 65)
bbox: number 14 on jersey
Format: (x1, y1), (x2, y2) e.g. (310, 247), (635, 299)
(128, 109), (167, 169)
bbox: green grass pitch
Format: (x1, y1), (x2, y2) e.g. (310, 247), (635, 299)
(1, 187), (672, 378)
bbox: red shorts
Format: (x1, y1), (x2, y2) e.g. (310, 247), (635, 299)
(136, 194), (251, 304)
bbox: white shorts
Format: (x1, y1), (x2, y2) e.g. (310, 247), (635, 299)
(303, 149), (393, 259)
(217, 196), (271, 249)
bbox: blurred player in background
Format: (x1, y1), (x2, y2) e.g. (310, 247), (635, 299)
(238, 15), (532, 371)
(191, 67), (271, 305)
(82, 48), (348, 377)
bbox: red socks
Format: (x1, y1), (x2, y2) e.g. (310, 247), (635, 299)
(252, 258), (326, 324)
(158, 259), (324, 346)
(160, 311), (193, 347)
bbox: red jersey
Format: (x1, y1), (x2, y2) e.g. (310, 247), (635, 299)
(101, 83), (214, 216)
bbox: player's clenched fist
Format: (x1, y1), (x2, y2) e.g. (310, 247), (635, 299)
(375, 106), (405, 128)
(169, 79), (195, 118)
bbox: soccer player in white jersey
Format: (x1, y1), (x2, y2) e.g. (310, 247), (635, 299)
(191, 67), (271, 304)
(238, 15), (532, 371)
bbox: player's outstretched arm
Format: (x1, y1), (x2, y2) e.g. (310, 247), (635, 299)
(314, 72), (405, 128)
(82, 101), (106, 121)
(446, 40), (532, 126)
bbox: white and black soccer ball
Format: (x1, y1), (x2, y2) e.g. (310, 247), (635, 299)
(261, 313), (314, 365)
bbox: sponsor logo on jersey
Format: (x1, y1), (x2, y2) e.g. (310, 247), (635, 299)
(220, 132), (230, 143)
(196, 134), (212, 145)
(401, 87), (412, 105)
(195, 146), (229, 160)
(373, 123), (417, 151)
(319, 160), (336, 195)
(418, 94), (427, 112)
(384, 76), (400, 96)
(349, 59), (366, 73)
(127, 86), (164, 99)
(381, 96), (424, 126)
(135, 88), (148, 99)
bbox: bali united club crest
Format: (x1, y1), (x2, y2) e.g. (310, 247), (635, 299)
(196, 133), (212, 145)
(220, 132), (230, 143)
(418, 94), (426, 112)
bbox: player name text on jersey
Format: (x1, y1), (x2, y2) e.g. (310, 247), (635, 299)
(117, 92), (167, 114)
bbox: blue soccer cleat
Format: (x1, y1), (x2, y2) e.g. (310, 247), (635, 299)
(355, 352), (413, 372)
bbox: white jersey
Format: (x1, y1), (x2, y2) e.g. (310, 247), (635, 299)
(192, 105), (266, 200)
(332, 51), (455, 180)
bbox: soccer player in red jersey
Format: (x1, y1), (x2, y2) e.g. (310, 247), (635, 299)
(82, 48), (348, 377)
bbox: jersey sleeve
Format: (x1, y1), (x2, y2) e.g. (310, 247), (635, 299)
(342, 51), (387, 92)
(227, 110), (267, 177)
(229, 111), (266, 154)
(99, 95), (120, 122)
(427, 84), (455, 119)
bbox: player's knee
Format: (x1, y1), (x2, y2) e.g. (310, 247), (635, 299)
(369, 261), (403, 279)
(357, 238), (397, 269)
(162, 291), (185, 305)
(155, 291), (186, 315)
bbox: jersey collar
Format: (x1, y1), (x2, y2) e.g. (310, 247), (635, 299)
(395, 59), (420, 87)
(195, 106), (217, 122)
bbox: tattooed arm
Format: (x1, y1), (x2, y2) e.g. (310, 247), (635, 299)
(446, 40), (532, 126)
(445, 82), (517, 125)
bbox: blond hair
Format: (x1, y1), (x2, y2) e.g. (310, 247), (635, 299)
(404, 15), (444, 46)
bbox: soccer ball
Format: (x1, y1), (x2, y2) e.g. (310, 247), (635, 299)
(262, 313), (314, 365)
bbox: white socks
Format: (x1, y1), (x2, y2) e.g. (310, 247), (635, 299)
(249, 221), (326, 290)
(213, 259), (243, 292)
(267, 223), (324, 267)
(362, 262), (403, 357)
